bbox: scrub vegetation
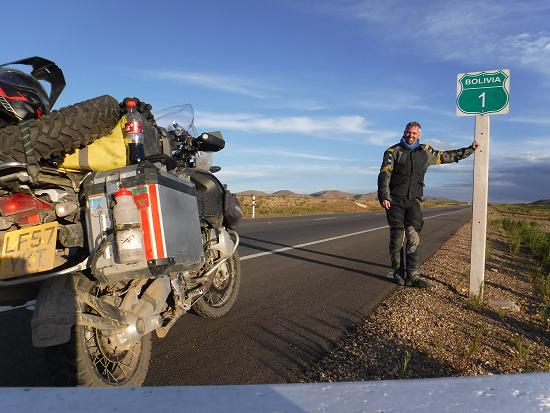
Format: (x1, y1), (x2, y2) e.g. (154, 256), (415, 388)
(236, 195), (460, 217)
(490, 213), (550, 323)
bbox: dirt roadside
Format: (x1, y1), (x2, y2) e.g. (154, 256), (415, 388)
(300, 221), (550, 382)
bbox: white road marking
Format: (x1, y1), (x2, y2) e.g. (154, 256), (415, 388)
(241, 208), (466, 261)
(314, 217), (338, 221)
(0, 300), (36, 313)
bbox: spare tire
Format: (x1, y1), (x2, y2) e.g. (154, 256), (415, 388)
(0, 95), (121, 164)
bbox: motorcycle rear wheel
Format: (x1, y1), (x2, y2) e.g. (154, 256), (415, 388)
(44, 286), (152, 387)
(45, 324), (152, 387)
(192, 251), (241, 319)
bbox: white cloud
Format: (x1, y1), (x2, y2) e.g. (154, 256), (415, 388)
(143, 70), (280, 99)
(506, 115), (550, 125)
(500, 33), (550, 79)
(321, 1), (550, 79)
(218, 163), (378, 181)
(196, 111), (371, 136)
(265, 99), (330, 111)
(234, 148), (347, 161)
(356, 90), (455, 117)
(491, 137), (550, 161)
(363, 129), (401, 147)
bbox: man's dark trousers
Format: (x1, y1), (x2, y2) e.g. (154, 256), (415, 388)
(385, 197), (423, 275)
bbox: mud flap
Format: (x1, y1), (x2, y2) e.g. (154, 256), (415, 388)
(31, 274), (90, 348)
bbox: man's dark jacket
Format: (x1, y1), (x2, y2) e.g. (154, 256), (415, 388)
(377, 143), (474, 201)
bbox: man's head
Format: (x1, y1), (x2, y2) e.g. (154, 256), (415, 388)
(403, 121), (422, 146)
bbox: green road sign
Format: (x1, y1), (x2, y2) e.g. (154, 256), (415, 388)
(456, 69), (510, 116)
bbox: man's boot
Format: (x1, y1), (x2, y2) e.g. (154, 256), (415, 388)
(390, 250), (405, 285)
(404, 231), (428, 287)
(405, 271), (429, 288)
(393, 270), (405, 285)
(389, 229), (405, 285)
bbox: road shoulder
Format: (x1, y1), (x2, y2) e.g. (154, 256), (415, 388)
(301, 221), (550, 381)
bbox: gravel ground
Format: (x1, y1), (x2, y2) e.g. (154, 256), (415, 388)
(301, 221), (550, 382)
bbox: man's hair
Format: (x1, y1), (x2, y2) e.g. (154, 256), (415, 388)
(405, 121), (421, 130)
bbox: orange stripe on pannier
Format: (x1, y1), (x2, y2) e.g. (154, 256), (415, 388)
(148, 184), (165, 259)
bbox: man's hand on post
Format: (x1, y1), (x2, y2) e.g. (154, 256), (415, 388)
(471, 141), (480, 151)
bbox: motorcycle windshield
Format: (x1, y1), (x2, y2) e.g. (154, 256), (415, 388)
(154, 104), (198, 138)
(154, 104), (213, 170)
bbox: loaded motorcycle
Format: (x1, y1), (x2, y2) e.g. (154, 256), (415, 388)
(0, 94), (243, 386)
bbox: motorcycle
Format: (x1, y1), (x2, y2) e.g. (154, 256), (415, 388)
(0, 100), (242, 386)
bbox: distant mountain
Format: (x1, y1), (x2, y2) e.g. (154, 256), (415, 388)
(354, 192), (378, 202)
(310, 190), (354, 199)
(239, 189), (461, 203)
(270, 190), (304, 197)
(423, 196), (461, 203)
(237, 190), (268, 196)
(530, 199), (550, 205)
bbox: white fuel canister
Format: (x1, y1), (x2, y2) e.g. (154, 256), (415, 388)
(112, 188), (145, 264)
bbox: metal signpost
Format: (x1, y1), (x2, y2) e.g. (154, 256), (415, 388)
(456, 69), (510, 298)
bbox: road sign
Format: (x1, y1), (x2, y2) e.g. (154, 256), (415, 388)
(456, 69), (510, 116)
(457, 70), (510, 299)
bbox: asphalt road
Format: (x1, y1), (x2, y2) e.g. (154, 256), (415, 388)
(0, 206), (472, 386)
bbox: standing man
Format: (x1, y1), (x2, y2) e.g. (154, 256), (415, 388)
(377, 121), (479, 287)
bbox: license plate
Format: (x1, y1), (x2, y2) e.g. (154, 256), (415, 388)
(0, 222), (58, 278)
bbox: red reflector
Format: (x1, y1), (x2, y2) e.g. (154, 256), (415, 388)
(16, 214), (41, 225)
(0, 193), (51, 217)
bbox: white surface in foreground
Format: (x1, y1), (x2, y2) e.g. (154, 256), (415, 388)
(2, 373), (549, 412)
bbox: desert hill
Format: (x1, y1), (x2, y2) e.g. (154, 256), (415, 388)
(238, 190), (268, 196)
(270, 190), (307, 197)
(237, 189), (461, 204)
(310, 190), (354, 199)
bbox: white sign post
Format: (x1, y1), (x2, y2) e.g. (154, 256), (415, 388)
(252, 195), (256, 219)
(456, 69), (510, 299)
(470, 115), (490, 297)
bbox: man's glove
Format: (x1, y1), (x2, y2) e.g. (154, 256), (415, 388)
(120, 97), (156, 125)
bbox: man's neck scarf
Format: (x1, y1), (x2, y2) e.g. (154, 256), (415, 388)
(400, 136), (421, 151)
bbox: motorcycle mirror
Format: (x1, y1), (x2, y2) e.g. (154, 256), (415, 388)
(194, 131), (225, 152)
(209, 166), (221, 173)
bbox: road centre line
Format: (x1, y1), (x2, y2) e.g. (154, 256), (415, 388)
(314, 217), (338, 221)
(240, 208), (467, 261)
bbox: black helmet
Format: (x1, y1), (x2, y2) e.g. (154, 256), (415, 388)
(0, 57), (65, 126)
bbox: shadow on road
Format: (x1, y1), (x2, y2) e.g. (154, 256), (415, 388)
(240, 237), (393, 284)
(0, 308), (51, 386)
(248, 306), (461, 382)
(241, 235), (391, 270)
(246, 307), (376, 382)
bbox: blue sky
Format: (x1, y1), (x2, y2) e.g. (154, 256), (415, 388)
(4, 0), (550, 203)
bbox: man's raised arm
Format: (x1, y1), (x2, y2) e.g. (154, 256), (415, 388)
(424, 142), (479, 165)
